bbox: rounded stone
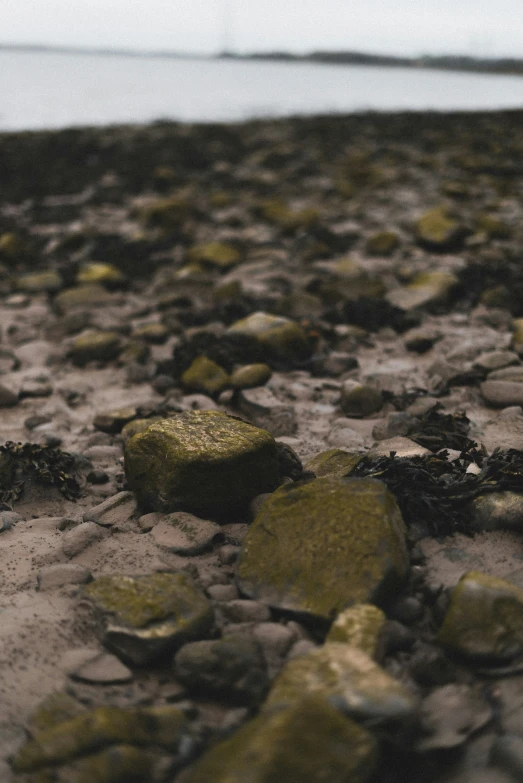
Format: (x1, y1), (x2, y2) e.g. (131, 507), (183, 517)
(227, 311), (310, 362)
(76, 262), (125, 287)
(181, 355), (230, 395)
(68, 331), (122, 366)
(124, 410), (280, 516)
(340, 380), (383, 417)
(230, 363), (272, 389)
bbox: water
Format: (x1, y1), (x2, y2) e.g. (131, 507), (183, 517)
(2, 49), (523, 131)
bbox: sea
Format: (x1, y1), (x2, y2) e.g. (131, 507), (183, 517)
(2, 48), (523, 131)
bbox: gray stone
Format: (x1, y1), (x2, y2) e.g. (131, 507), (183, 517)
(0, 383), (18, 407)
(151, 511), (224, 555)
(368, 437), (431, 459)
(474, 350), (520, 372)
(206, 584), (239, 602)
(61, 647), (133, 684)
(0, 510), (22, 532)
(417, 684), (492, 751)
(489, 365), (523, 382)
(83, 491), (137, 528)
(481, 380), (523, 407)
(237, 386), (297, 437)
(220, 599), (271, 624)
(371, 412), (418, 441)
(62, 522), (106, 557)
(37, 564), (92, 591)
(469, 492), (523, 532)
(340, 380), (383, 417)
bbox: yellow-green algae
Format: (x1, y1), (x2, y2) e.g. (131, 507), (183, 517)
(305, 449), (362, 478)
(130, 322), (169, 344)
(181, 356), (231, 395)
(326, 604), (386, 659)
(265, 643), (416, 724)
(27, 692), (86, 735)
(237, 477), (408, 621)
(12, 705), (188, 773)
(184, 693), (377, 783)
(415, 206), (464, 249)
(438, 570), (523, 662)
(124, 410), (280, 515)
(227, 311), (309, 362)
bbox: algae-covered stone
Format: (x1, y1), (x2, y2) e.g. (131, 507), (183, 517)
(258, 198), (320, 233)
(230, 363), (272, 389)
(326, 604), (386, 659)
(121, 417), (162, 444)
(130, 322), (169, 344)
(27, 692), (86, 735)
(438, 571), (523, 664)
(477, 214), (511, 239)
(56, 744), (156, 783)
(12, 704), (189, 772)
(0, 231), (24, 261)
(387, 270), (459, 311)
(83, 572), (213, 665)
(124, 410), (280, 516)
(305, 449), (362, 478)
(188, 241), (241, 269)
(54, 285), (114, 314)
(266, 643), (417, 725)
(68, 331), (122, 366)
(151, 511), (223, 555)
(469, 491), (523, 532)
(415, 206), (465, 251)
(184, 693), (377, 783)
(93, 407), (137, 434)
(76, 262), (125, 288)
(340, 381), (383, 418)
(181, 356), (230, 395)
(512, 318), (523, 355)
(366, 231), (400, 256)
(16, 270), (63, 294)
(227, 311), (310, 363)
(237, 477), (409, 621)
(139, 194), (192, 231)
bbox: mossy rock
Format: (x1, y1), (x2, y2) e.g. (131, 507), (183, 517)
(326, 604), (386, 659)
(340, 381), (383, 417)
(12, 704), (188, 772)
(68, 331), (123, 366)
(184, 693), (377, 783)
(138, 194), (192, 231)
(366, 231), (400, 256)
(305, 449), (362, 478)
(415, 206), (465, 251)
(271, 292), (323, 320)
(121, 417), (163, 444)
(124, 410), (280, 516)
(54, 284), (114, 314)
(181, 356), (230, 395)
(512, 318), (523, 355)
(438, 571), (523, 663)
(76, 262), (126, 288)
(476, 215), (511, 239)
(266, 643), (416, 725)
(93, 407), (138, 434)
(230, 363), (272, 390)
(237, 477), (408, 621)
(27, 692), (86, 735)
(187, 241), (242, 269)
(387, 270), (459, 311)
(227, 311), (310, 363)
(57, 744), (156, 783)
(84, 572), (213, 665)
(0, 231), (24, 261)
(118, 339), (150, 365)
(258, 198), (320, 233)
(130, 323), (169, 344)
(16, 270), (63, 294)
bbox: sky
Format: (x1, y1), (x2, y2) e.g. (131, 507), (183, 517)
(3, 0), (523, 59)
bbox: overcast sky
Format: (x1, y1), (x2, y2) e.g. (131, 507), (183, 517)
(3, 0), (523, 58)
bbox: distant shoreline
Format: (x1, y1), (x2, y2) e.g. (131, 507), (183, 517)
(2, 42), (523, 78)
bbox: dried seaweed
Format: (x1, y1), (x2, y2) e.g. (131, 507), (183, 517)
(351, 447), (523, 537)
(0, 441), (81, 508)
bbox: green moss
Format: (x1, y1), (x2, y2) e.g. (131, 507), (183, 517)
(28, 692), (85, 736)
(68, 331), (122, 366)
(326, 604), (385, 658)
(181, 355), (230, 395)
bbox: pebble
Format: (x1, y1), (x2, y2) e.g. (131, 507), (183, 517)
(60, 647), (133, 684)
(0, 383), (18, 407)
(62, 522), (106, 557)
(237, 386), (297, 437)
(37, 564), (92, 591)
(481, 380), (523, 407)
(0, 510), (22, 532)
(83, 491), (137, 528)
(150, 511), (224, 555)
(219, 599), (272, 624)
(340, 380), (383, 417)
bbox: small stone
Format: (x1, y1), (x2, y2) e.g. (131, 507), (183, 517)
(218, 544), (240, 565)
(230, 363), (272, 389)
(305, 448), (362, 478)
(54, 284), (114, 314)
(188, 241), (242, 269)
(368, 437), (431, 459)
(173, 632), (268, 704)
(62, 522), (106, 557)
(19, 379), (53, 398)
(93, 407), (137, 434)
(481, 380), (523, 407)
(415, 206), (465, 251)
(76, 262), (125, 287)
(366, 230), (400, 256)
(340, 380), (383, 417)
(151, 511), (224, 555)
(0, 510), (22, 532)
(131, 322), (169, 344)
(438, 570), (523, 663)
(417, 684), (492, 751)
(83, 492), (137, 528)
(404, 326), (442, 353)
(16, 270), (63, 293)
(137, 512), (163, 531)
(61, 647), (133, 684)
(181, 355), (230, 395)
(389, 595), (424, 625)
(83, 572), (214, 665)
(0, 383), (18, 407)
(124, 411), (280, 517)
(469, 492), (523, 532)
(220, 599), (271, 624)
(121, 417), (162, 443)
(68, 331), (122, 366)
(474, 350), (519, 372)
(207, 584), (239, 602)
(237, 386), (297, 437)
(87, 469), (110, 485)
(183, 693), (377, 783)
(387, 270), (459, 311)
(227, 311), (310, 363)
(326, 604), (386, 659)
(37, 564), (92, 591)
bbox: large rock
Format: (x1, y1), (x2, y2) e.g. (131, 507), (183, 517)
(83, 572), (214, 665)
(124, 410), (280, 516)
(438, 571), (523, 664)
(227, 311), (310, 363)
(237, 477), (409, 621)
(183, 693), (377, 783)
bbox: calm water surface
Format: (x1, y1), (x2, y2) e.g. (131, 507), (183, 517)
(2, 49), (523, 131)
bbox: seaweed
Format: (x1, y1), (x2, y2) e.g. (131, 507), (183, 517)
(0, 442), (81, 508)
(351, 447), (523, 537)
(408, 404), (476, 453)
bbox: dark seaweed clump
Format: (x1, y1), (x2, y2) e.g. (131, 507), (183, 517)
(352, 447), (523, 537)
(408, 404), (477, 453)
(0, 442), (81, 508)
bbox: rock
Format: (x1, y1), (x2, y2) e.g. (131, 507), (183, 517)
(474, 350), (519, 372)
(237, 477), (409, 622)
(50, 744), (158, 783)
(0, 383), (18, 407)
(272, 291), (324, 320)
(469, 492), (523, 532)
(368, 437), (431, 459)
(404, 326), (442, 353)
(275, 441), (303, 480)
(237, 386), (297, 437)
(61, 648), (133, 684)
(387, 270), (459, 311)
(183, 693), (377, 783)
(207, 584), (239, 602)
(230, 363), (272, 389)
(438, 571), (523, 663)
(366, 230), (400, 256)
(131, 322), (169, 344)
(83, 572), (214, 665)
(37, 564), (92, 591)
(83, 492), (137, 528)
(173, 632), (268, 704)
(62, 522), (106, 557)
(490, 734), (523, 780)
(227, 311), (310, 363)
(121, 417), (162, 443)
(417, 684), (491, 751)
(150, 511), (223, 555)
(326, 604), (386, 659)
(321, 350), (359, 376)
(252, 622), (296, 676)
(139, 193), (193, 230)
(181, 355), (230, 395)
(481, 380), (523, 407)
(76, 262), (125, 287)
(124, 411), (280, 516)
(305, 448), (362, 478)
(266, 643), (417, 726)
(93, 407), (138, 434)
(220, 599), (271, 624)
(68, 331), (123, 366)
(340, 380), (383, 417)
(19, 378), (53, 398)
(188, 241), (242, 269)
(16, 270), (63, 293)
(12, 704), (189, 772)
(0, 510), (21, 532)
(54, 284), (115, 314)
(512, 318), (523, 355)
(415, 206), (465, 251)
(488, 365), (523, 382)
